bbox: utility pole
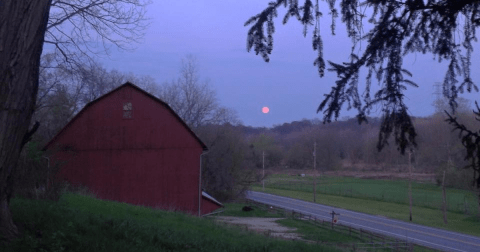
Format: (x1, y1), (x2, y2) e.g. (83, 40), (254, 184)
(433, 82), (443, 114)
(313, 141), (317, 203)
(408, 150), (413, 221)
(442, 170), (448, 224)
(262, 150), (265, 190)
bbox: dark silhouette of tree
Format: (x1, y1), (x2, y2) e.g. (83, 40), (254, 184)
(245, 0), (479, 154)
(46, 0), (149, 69)
(0, 0), (150, 242)
(446, 102), (480, 216)
(197, 124), (257, 201)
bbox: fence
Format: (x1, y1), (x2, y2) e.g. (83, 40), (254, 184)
(262, 179), (478, 215)
(246, 199), (414, 251)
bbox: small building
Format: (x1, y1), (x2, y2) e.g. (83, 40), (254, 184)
(44, 82), (222, 215)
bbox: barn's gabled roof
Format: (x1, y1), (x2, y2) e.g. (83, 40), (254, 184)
(43, 82), (208, 151)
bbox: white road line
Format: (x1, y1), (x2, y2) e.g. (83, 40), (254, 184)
(247, 193), (474, 252)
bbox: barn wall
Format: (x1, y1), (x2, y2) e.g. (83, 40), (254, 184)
(49, 85), (205, 214)
(201, 197), (223, 215)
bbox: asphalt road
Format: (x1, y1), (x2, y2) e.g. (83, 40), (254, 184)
(246, 191), (480, 252)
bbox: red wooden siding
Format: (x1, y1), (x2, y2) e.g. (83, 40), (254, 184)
(44, 83), (218, 215)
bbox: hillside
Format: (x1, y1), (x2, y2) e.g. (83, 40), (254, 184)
(1, 194), (340, 252)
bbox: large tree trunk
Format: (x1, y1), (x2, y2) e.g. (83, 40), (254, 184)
(476, 170), (480, 218)
(0, 0), (51, 242)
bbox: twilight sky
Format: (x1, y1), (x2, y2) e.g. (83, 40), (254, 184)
(99, 0), (480, 127)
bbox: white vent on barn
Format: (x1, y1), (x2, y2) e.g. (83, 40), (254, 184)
(123, 102), (133, 119)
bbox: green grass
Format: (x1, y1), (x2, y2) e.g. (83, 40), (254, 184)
(262, 175), (478, 215)
(253, 186), (480, 237)
(220, 203), (283, 217)
(2, 193), (342, 252)
(275, 218), (362, 243)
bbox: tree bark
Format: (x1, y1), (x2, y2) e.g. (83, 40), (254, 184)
(0, 0), (52, 242)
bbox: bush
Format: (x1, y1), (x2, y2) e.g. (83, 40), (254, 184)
(435, 164), (475, 190)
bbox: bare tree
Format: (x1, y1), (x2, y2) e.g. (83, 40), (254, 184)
(0, 0), (150, 241)
(197, 124), (257, 201)
(158, 55), (237, 128)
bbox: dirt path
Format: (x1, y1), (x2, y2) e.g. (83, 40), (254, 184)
(214, 216), (302, 240)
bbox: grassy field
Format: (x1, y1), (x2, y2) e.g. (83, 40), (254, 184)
(252, 174), (480, 236)
(2, 194), (342, 252)
(260, 174), (478, 214)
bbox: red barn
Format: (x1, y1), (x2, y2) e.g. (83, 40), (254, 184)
(44, 82), (222, 215)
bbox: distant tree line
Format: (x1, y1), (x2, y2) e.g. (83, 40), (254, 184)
(236, 100), (477, 192)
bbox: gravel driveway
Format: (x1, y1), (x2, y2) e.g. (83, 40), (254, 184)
(214, 217), (302, 240)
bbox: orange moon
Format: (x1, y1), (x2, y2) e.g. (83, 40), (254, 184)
(262, 107), (269, 114)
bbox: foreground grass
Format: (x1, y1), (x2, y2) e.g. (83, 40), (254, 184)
(2, 193), (341, 252)
(252, 186), (480, 237)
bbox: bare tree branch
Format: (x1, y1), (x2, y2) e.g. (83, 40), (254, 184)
(158, 55), (239, 128)
(45, 0), (151, 69)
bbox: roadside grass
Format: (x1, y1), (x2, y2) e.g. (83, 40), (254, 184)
(220, 203), (283, 217)
(262, 175), (478, 215)
(275, 218), (361, 243)
(252, 186), (480, 237)
(277, 219), (436, 252)
(2, 193), (341, 252)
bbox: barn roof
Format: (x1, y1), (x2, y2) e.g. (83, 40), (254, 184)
(43, 82), (208, 151)
(202, 191), (223, 207)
